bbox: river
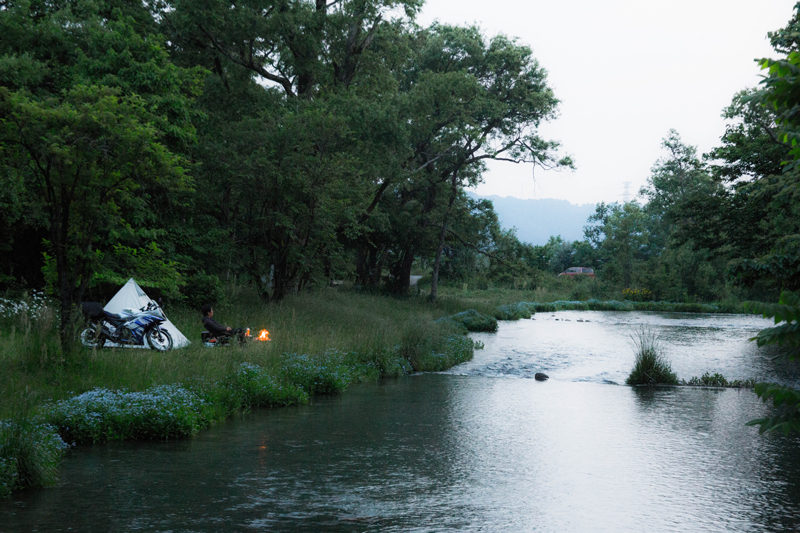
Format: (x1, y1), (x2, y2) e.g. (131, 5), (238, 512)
(3, 311), (800, 532)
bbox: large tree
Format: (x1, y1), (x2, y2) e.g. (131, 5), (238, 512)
(357, 24), (570, 297)
(0, 1), (202, 349)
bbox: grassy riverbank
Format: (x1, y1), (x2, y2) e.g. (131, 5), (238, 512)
(0, 285), (758, 496)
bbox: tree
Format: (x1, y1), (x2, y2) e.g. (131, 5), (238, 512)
(0, 86), (189, 348)
(640, 131), (728, 299)
(584, 202), (652, 289)
(740, 3), (800, 435)
(0, 1), (202, 350)
(358, 24), (569, 297)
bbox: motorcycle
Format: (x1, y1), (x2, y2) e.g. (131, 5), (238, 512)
(201, 327), (251, 347)
(80, 301), (174, 351)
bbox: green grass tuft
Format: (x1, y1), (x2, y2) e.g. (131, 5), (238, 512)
(626, 328), (678, 386)
(683, 372), (755, 388)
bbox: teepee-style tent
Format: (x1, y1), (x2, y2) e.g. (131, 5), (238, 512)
(104, 278), (190, 348)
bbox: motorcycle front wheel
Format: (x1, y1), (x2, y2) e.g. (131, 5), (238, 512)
(146, 328), (173, 351)
(79, 325), (105, 348)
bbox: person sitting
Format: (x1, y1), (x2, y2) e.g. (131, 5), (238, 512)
(201, 304), (233, 341)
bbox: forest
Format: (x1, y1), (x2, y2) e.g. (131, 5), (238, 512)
(1, 0), (800, 348)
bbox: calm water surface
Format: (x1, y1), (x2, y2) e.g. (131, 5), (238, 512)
(3, 311), (800, 532)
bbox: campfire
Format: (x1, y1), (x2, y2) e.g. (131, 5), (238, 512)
(256, 329), (271, 341)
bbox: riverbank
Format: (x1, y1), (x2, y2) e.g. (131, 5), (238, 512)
(0, 286), (759, 496)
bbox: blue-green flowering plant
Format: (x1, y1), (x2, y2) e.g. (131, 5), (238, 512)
(41, 385), (211, 444)
(0, 420), (67, 497)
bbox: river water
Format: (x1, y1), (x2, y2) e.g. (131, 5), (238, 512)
(4, 311), (800, 532)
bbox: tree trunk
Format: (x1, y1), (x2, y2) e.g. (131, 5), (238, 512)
(429, 220), (448, 301)
(356, 244), (383, 288)
(430, 173), (459, 301)
(388, 249), (413, 294)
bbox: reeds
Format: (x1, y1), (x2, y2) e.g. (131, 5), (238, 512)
(626, 328), (678, 386)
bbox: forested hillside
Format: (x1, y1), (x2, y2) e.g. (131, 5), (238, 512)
(2, 0), (800, 348)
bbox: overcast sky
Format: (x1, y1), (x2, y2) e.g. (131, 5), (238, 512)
(417, 0), (796, 205)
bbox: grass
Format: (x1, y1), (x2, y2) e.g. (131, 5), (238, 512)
(626, 328), (679, 386)
(682, 372), (755, 388)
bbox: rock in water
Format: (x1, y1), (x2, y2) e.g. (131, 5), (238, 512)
(534, 372), (549, 381)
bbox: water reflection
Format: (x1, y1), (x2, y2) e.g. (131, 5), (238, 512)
(3, 312), (800, 532)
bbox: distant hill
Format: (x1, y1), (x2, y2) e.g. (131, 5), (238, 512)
(474, 195), (596, 245)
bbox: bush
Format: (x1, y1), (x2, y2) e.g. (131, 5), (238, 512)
(586, 299), (633, 311)
(41, 385), (212, 444)
(493, 302), (532, 321)
(411, 335), (474, 372)
(227, 363), (310, 409)
(279, 351), (355, 395)
(182, 272), (225, 310)
(348, 349), (410, 380)
(447, 309), (498, 332)
(622, 288), (653, 301)
(626, 329), (678, 386)
(683, 372), (754, 388)
(0, 420), (67, 497)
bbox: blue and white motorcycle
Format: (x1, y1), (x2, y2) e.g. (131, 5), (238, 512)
(80, 301), (173, 351)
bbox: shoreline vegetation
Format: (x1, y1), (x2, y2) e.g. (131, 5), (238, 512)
(0, 286), (766, 497)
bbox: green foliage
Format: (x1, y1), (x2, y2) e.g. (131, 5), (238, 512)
(0, 0), (204, 347)
(747, 291), (800, 350)
(91, 243), (185, 301)
(219, 363), (309, 411)
(626, 329), (678, 386)
(41, 385), (213, 444)
(493, 302), (533, 320)
(0, 420), (67, 497)
(747, 383), (800, 435)
(182, 273), (225, 310)
(410, 335), (474, 372)
(683, 372), (754, 388)
(745, 291), (800, 435)
(279, 352), (357, 395)
(622, 288), (653, 301)
(446, 309), (498, 332)
(398, 319), (474, 371)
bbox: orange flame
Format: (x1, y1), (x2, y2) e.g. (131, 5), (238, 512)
(257, 329), (271, 341)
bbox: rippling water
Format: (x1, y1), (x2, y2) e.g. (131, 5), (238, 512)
(459, 311), (796, 386)
(3, 311), (800, 532)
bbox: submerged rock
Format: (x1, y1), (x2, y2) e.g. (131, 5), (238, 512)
(534, 372), (549, 381)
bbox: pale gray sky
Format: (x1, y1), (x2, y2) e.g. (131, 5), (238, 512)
(417, 0), (796, 205)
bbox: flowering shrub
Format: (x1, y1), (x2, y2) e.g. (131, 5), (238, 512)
(622, 288), (653, 302)
(41, 385), (212, 444)
(0, 420), (67, 497)
(353, 348), (410, 379)
(279, 351), (355, 395)
(0, 290), (50, 321)
(228, 363), (309, 408)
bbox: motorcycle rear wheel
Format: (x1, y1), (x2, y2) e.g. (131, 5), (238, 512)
(79, 325), (105, 348)
(146, 328), (173, 351)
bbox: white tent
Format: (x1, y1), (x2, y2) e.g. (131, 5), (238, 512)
(104, 278), (190, 348)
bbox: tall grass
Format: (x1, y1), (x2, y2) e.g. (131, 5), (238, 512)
(626, 328), (678, 386)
